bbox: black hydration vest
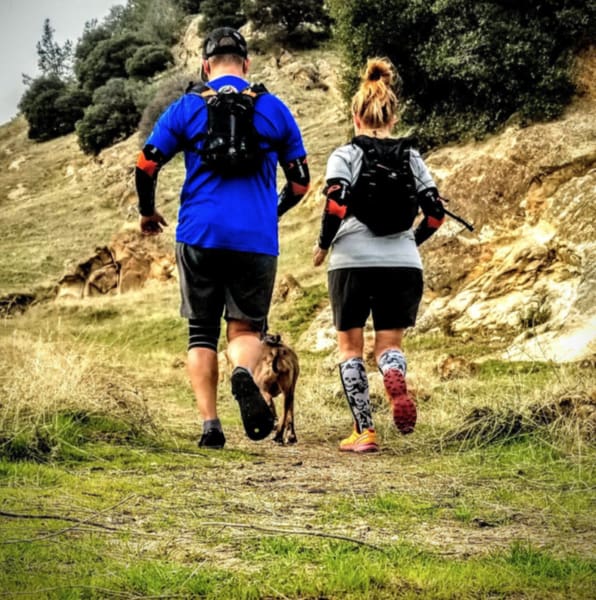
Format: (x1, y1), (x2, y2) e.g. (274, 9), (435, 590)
(349, 135), (418, 236)
(186, 82), (269, 177)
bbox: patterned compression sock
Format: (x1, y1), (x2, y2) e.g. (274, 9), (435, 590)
(378, 349), (407, 376)
(339, 357), (374, 433)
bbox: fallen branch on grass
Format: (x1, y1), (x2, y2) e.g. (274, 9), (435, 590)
(0, 494), (137, 544)
(1, 507), (389, 554)
(200, 520), (388, 553)
(0, 510), (120, 531)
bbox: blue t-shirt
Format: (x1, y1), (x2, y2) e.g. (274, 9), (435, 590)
(146, 75), (306, 256)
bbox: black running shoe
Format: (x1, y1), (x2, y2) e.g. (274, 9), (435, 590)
(231, 366), (274, 441)
(198, 428), (226, 449)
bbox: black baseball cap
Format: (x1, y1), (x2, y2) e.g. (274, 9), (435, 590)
(202, 27), (248, 60)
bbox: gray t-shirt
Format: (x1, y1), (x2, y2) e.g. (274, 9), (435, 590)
(325, 140), (436, 271)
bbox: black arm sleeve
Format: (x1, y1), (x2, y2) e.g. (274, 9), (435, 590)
(414, 187), (445, 246)
(277, 155), (310, 217)
(135, 144), (167, 217)
(318, 178), (351, 250)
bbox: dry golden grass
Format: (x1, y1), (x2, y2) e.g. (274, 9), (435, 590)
(0, 331), (159, 460)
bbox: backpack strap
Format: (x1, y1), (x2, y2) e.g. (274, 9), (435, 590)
(245, 82), (269, 96)
(186, 81), (216, 100)
(183, 82), (269, 152)
(350, 135), (413, 164)
(185, 81), (268, 99)
(351, 135), (416, 192)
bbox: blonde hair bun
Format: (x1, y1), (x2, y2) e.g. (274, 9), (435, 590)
(364, 59), (395, 86)
(352, 57), (400, 130)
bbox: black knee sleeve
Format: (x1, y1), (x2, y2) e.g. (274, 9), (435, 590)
(188, 320), (220, 352)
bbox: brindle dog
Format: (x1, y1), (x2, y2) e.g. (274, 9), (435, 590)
(253, 333), (300, 445)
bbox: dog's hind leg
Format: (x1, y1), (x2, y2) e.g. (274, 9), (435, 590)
(272, 388), (290, 445)
(272, 403), (285, 445)
(281, 382), (297, 445)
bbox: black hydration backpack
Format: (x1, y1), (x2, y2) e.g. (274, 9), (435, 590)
(349, 135), (418, 236)
(186, 82), (269, 176)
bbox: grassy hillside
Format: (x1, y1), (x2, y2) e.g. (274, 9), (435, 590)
(0, 47), (594, 598)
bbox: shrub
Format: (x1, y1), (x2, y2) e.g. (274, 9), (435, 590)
(52, 87), (92, 132)
(107, 0), (185, 45)
(136, 0), (185, 45)
(18, 77), (63, 140)
(73, 3), (183, 90)
(172, 0), (202, 15)
(242, 0), (331, 48)
(18, 77), (90, 141)
(76, 78), (141, 155)
(330, 0), (595, 150)
(75, 23), (111, 57)
(73, 21), (115, 82)
(126, 44), (174, 78)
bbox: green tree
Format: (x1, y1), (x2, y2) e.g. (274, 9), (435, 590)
(76, 32), (150, 93)
(106, 0), (185, 44)
(199, 0), (246, 32)
(242, 0), (331, 46)
(74, 20), (112, 68)
(126, 44), (174, 79)
(36, 18), (73, 80)
(18, 77), (89, 141)
(74, 2), (182, 88)
(172, 0), (202, 15)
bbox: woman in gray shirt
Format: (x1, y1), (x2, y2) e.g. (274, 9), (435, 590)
(313, 57), (446, 453)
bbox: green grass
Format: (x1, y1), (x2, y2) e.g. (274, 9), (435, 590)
(329, 492), (439, 525)
(3, 398), (591, 599)
(1, 524), (592, 599)
(2, 289), (594, 597)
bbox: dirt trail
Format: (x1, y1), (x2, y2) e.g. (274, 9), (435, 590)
(149, 391), (595, 560)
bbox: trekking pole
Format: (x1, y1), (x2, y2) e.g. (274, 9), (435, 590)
(444, 207), (474, 231)
(439, 195), (474, 231)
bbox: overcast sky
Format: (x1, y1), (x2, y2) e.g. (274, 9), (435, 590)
(0, 0), (125, 125)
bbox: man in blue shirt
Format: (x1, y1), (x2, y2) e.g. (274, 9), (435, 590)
(135, 27), (309, 449)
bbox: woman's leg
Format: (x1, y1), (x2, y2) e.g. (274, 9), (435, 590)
(337, 328), (376, 446)
(337, 327), (364, 362)
(374, 328), (416, 434)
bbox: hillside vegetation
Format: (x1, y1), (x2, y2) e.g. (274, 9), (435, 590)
(0, 12), (595, 600)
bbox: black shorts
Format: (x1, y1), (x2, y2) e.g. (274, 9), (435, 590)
(328, 267), (423, 331)
(176, 243), (277, 331)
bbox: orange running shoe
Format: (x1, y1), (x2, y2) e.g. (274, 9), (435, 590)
(383, 368), (417, 434)
(339, 427), (379, 453)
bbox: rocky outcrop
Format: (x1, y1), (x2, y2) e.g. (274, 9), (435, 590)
(412, 48), (596, 362)
(56, 227), (175, 299)
(171, 15), (202, 72)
